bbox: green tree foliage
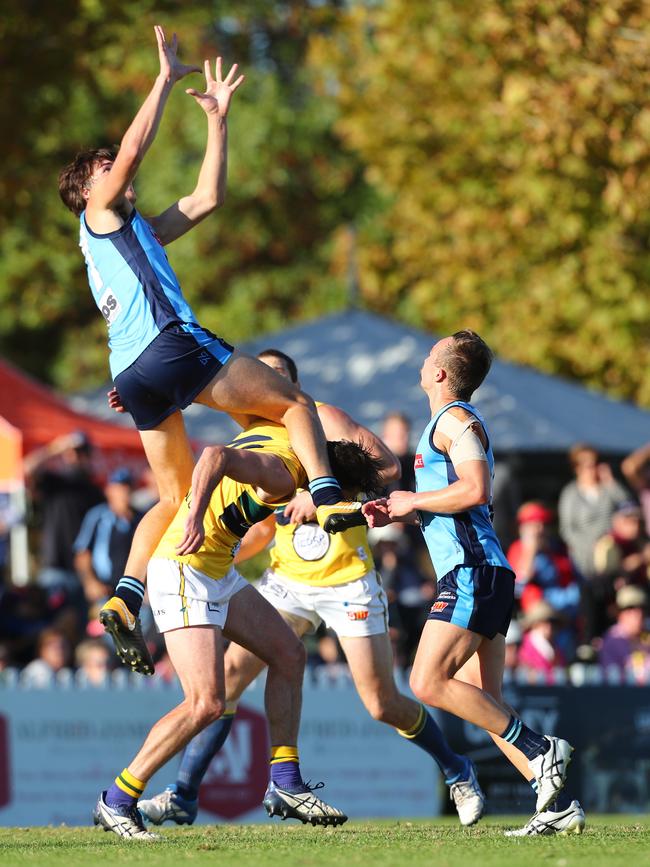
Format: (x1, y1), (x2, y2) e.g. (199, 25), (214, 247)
(3, 1), (650, 407)
(311, 0), (650, 404)
(0, 1), (367, 390)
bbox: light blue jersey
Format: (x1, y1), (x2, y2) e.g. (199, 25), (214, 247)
(414, 400), (512, 580)
(79, 209), (204, 378)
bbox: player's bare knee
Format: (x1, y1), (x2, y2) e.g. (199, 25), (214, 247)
(271, 634), (306, 680)
(281, 389), (317, 420)
(157, 487), (190, 513)
(189, 694), (225, 730)
(409, 670), (448, 708)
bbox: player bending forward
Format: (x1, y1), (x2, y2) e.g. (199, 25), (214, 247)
(59, 26), (363, 676)
(94, 414), (382, 840)
(363, 331), (585, 837)
(139, 349), (485, 829)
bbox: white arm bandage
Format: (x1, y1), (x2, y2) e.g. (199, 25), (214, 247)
(436, 411), (488, 466)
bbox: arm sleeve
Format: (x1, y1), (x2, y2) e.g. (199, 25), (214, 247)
(73, 507), (100, 553)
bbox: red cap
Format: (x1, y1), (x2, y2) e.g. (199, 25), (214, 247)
(517, 502), (554, 524)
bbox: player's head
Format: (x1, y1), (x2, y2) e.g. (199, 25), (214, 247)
(257, 348), (298, 384)
(421, 330), (493, 400)
(326, 439), (383, 499)
(58, 147), (135, 216)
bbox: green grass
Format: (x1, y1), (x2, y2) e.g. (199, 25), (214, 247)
(0, 817), (647, 867)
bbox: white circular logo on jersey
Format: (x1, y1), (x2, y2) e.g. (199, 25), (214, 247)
(292, 523), (330, 561)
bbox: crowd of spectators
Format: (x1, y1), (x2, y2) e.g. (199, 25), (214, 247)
(1, 420), (649, 687)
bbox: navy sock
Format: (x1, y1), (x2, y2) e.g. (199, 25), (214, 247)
(270, 746), (303, 790)
(308, 477), (342, 507)
(398, 705), (468, 784)
(175, 713), (236, 801)
(501, 715), (549, 761)
(114, 576), (145, 617)
(531, 778), (571, 812)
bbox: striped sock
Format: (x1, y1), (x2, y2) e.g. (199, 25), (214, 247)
(500, 715), (549, 761)
(270, 745), (302, 790)
(398, 704), (468, 784)
(114, 576), (145, 617)
(308, 476), (342, 507)
(106, 767), (145, 808)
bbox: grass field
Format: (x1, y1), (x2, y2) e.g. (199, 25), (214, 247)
(0, 816), (647, 867)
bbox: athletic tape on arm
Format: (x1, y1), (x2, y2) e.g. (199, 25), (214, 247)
(436, 411), (488, 465)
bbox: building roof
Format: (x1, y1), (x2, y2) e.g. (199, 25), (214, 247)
(72, 310), (650, 453)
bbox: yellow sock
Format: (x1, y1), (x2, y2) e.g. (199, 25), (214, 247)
(397, 704), (427, 739)
(114, 767), (146, 798)
(270, 745), (299, 764)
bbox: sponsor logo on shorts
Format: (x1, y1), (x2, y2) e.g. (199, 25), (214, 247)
(154, 609), (166, 617)
(198, 351), (212, 366)
(414, 454), (424, 469)
(207, 602), (221, 612)
(347, 609), (369, 621)
(431, 601), (449, 613)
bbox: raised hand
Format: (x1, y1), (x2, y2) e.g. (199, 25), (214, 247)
(186, 57), (245, 117)
(154, 25), (200, 84)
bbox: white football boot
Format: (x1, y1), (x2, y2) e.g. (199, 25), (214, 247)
(504, 800), (585, 837)
(528, 737), (574, 812)
(138, 785), (197, 825)
(449, 762), (486, 827)
(93, 791), (160, 840)
(263, 781), (347, 826)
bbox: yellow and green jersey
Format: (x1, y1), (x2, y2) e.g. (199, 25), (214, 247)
(269, 400), (374, 587)
(154, 420), (305, 581)
(270, 518), (374, 587)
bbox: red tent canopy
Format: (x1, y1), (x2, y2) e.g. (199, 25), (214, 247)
(0, 358), (144, 466)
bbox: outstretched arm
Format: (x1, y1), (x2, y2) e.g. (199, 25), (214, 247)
(86, 26), (199, 225)
(176, 445), (295, 555)
(316, 403), (401, 484)
(147, 57), (245, 245)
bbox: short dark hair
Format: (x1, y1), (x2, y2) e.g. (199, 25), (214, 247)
(441, 330), (493, 401)
(257, 348), (298, 383)
(326, 440), (383, 499)
(58, 147), (117, 216)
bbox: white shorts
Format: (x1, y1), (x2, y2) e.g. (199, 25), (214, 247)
(257, 569), (389, 638)
(147, 558), (249, 633)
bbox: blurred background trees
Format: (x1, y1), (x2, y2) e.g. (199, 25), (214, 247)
(1, 0), (649, 404)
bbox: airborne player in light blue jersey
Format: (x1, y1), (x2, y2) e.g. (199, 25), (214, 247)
(58, 26), (364, 675)
(363, 331), (584, 837)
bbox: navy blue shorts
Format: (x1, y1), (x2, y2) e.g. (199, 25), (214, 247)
(114, 324), (234, 431)
(427, 565), (515, 640)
